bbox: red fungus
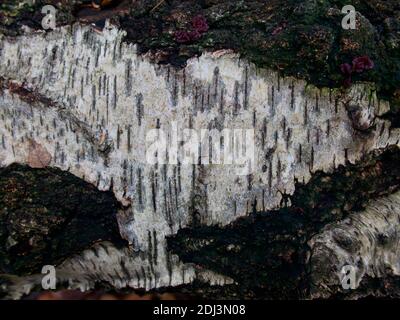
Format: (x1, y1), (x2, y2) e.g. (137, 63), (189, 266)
(192, 15), (209, 33)
(352, 56), (374, 73)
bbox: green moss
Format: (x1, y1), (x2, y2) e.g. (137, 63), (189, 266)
(168, 146), (400, 299)
(0, 164), (126, 276)
(0, 0), (399, 117)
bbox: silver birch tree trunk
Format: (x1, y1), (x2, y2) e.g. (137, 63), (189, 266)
(0, 22), (400, 299)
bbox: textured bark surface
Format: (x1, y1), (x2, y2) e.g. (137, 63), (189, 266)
(0, 164), (125, 276)
(309, 191), (400, 299)
(0, 3), (399, 300)
(1, 0), (399, 107)
(169, 146), (400, 299)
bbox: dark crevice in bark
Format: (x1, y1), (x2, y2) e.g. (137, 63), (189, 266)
(167, 145), (400, 299)
(379, 111), (400, 129)
(0, 164), (127, 276)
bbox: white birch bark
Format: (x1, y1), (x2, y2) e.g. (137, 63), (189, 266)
(0, 22), (399, 295)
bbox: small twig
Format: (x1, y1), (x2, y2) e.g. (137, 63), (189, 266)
(150, 0), (166, 13)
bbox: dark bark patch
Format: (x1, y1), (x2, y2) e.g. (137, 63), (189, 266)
(168, 146), (400, 299)
(0, 164), (126, 275)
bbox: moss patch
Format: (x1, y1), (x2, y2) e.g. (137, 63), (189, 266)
(168, 146), (400, 299)
(0, 164), (126, 275)
(0, 0), (399, 113)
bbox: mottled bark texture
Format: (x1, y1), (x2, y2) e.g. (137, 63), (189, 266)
(169, 147), (400, 299)
(0, 1), (399, 300)
(1, 1), (399, 108)
(309, 191), (400, 299)
(0, 164), (125, 276)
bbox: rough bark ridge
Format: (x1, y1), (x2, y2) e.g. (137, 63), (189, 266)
(309, 191), (400, 299)
(0, 163), (125, 276)
(0, 22), (399, 298)
(2, 0), (399, 108)
(168, 146), (400, 299)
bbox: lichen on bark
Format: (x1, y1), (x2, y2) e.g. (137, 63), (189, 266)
(168, 146), (400, 299)
(0, 164), (125, 276)
(0, 0), (399, 300)
(1, 0), (398, 113)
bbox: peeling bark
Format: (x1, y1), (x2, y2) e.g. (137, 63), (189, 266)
(0, 164), (124, 276)
(0, 20), (399, 299)
(309, 191), (400, 299)
(168, 146), (400, 299)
